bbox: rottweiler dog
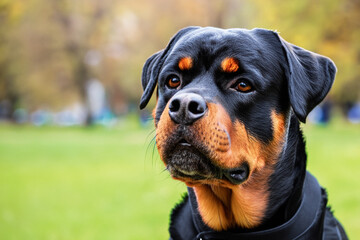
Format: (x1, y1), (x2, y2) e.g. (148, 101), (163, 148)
(140, 27), (348, 240)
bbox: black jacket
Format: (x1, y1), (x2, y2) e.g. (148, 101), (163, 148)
(169, 172), (347, 240)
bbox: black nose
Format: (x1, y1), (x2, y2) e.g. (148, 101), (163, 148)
(168, 93), (207, 125)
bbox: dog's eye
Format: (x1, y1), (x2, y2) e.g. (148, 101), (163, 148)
(233, 80), (253, 93)
(166, 75), (181, 89)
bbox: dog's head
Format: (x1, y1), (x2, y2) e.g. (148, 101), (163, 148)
(141, 27), (335, 188)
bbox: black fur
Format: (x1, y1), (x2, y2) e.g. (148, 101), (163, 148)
(140, 27), (346, 238)
(140, 27), (200, 109)
(264, 115), (307, 228)
(275, 34), (336, 123)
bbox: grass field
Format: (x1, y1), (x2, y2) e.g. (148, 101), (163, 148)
(0, 117), (359, 239)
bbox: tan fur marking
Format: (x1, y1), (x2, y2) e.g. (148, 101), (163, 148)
(178, 57), (193, 71)
(221, 57), (239, 73)
(192, 108), (287, 230)
(156, 104), (176, 164)
(194, 185), (234, 230)
(155, 100), (287, 230)
(152, 108), (157, 128)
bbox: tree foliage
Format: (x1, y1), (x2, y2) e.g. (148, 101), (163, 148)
(0, 0), (359, 119)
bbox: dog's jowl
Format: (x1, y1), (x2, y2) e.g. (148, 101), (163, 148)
(140, 27), (348, 240)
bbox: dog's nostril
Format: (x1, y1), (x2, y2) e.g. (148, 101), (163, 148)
(169, 99), (181, 112)
(188, 100), (205, 115)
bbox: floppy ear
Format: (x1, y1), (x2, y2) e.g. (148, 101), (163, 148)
(274, 33), (336, 123)
(139, 26), (200, 109)
(139, 50), (163, 109)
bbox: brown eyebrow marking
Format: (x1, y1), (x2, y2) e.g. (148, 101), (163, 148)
(178, 57), (193, 71)
(221, 57), (239, 73)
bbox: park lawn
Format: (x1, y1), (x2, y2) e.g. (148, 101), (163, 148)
(303, 121), (360, 239)
(0, 121), (186, 240)
(0, 119), (359, 239)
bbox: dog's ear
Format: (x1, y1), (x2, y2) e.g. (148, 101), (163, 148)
(274, 33), (336, 123)
(139, 27), (199, 109)
(140, 50), (163, 109)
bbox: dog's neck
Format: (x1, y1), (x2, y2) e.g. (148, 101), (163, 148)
(261, 115), (307, 228)
(190, 115), (306, 231)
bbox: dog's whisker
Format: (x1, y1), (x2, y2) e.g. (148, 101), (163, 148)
(151, 136), (158, 166)
(145, 134), (156, 159)
(146, 127), (156, 139)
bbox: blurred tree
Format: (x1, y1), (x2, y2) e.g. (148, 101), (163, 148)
(0, 0), (23, 120)
(227, 0), (360, 104)
(0, 0), (358, 123)
(51, 0), (114, 124)
(0, 0), (79, 115)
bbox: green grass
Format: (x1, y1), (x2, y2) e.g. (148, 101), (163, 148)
(0, 118), (359, 239)
(303, 121), (360, 239)
(0, 121), (186, 239)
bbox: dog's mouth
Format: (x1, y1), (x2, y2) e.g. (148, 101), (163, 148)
(165, 137), (249, 185)
(178, 138), (192, 147)
(166, 138), (215, 179)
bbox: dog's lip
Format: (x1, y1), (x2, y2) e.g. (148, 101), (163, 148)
(166, 141), (218, 179)
(222, 164), (250, 185)
(168, 166), (210, 180)
(163, 129), (249, 185)
(178, 138), (192, 147)
(170, 134), (208, 156)
(167, 143), (250, 185)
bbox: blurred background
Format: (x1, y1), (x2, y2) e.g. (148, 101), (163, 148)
(0, 0), (359, 239)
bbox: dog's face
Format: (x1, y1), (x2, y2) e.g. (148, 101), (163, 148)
(141, 27), (335, 190)
(141, 27), (336, 230)
(153, 30), (291, 187)
(141, 27), (336, 201)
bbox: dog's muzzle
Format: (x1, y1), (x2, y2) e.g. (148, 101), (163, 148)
(167, 138), (250, 185)
(163, 93), (250, 185)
